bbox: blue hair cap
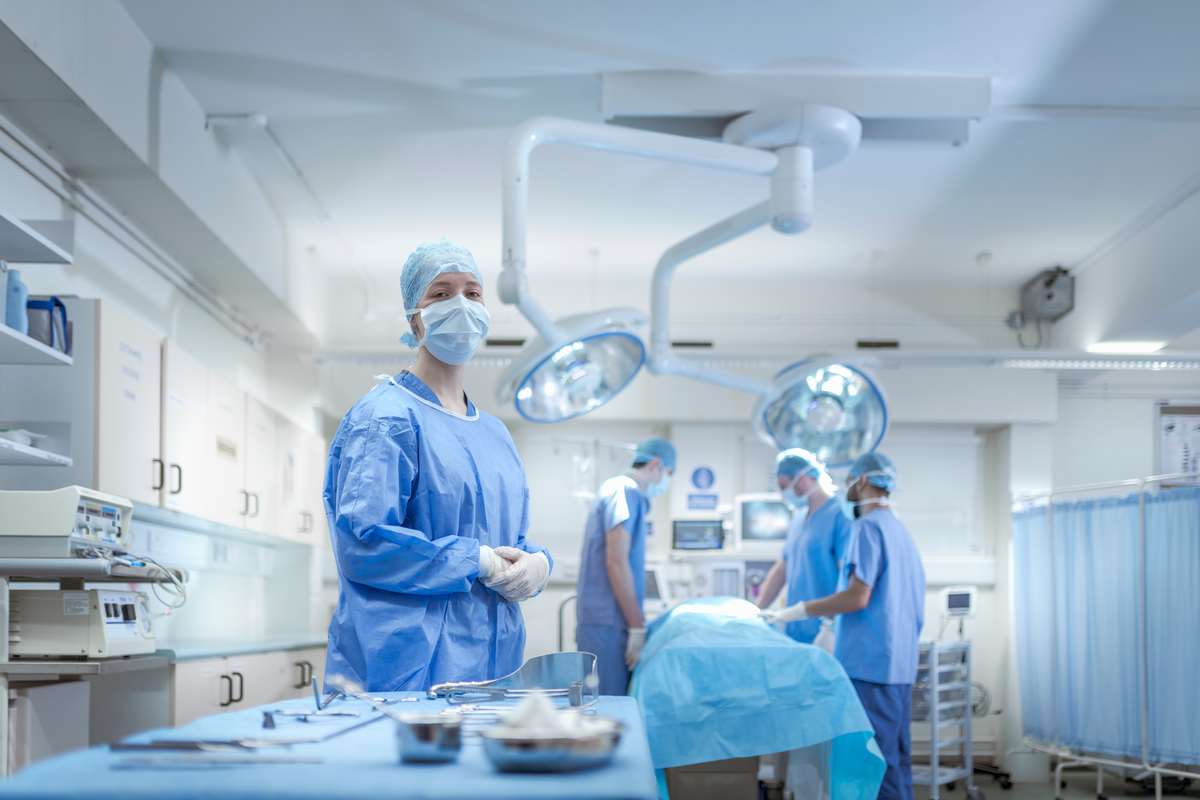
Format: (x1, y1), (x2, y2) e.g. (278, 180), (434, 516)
(847, 452), (897, 493)
(399, 238), (483, 348)
(775, 448), (823, 480)
(632, 438), (677, 471)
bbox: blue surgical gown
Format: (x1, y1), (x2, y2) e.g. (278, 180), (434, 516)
(575, 476), (648, 694)
(323, 372), (551, 692)
(780, 498), (853, 643)
(835, 508), (926, 684)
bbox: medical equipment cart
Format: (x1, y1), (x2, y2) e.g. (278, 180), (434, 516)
(912, 640), (983, 800)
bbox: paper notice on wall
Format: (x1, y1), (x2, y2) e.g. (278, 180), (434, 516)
(1160, 409), (1200, 484)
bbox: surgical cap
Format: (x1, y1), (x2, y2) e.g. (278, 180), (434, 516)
(847, 452), (898, 493)
(774, 449), (823, 480)
(632, 438), (676, 471)
(399, 238), (483, 347)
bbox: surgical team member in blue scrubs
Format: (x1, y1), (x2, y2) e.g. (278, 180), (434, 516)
(324, 238), (552, 692)
(575, 439), (676, 695)
(761, 453), (925, 800)
(754, 449), (852, 649)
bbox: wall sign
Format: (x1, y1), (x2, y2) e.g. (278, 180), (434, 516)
(691, 466), (715, 490)
(1158, 403), (1200, 485)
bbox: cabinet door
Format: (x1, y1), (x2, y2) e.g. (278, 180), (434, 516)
(94, 303), (161, 504)
(243, 396), (276, 534)
(169, 658), (226, 727)
(161, 341), (209, 516)
(290, 646), (329, 699)
(274, 417), (305, 542)
(231, 651), (296, 708)
(300, 430), (329, 546)
(205, 372), (247, 527)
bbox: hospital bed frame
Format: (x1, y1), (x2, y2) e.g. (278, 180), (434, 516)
(1015, 472), (1200, 800)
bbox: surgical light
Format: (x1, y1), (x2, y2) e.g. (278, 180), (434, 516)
(496, 309), (647, 423)
(754, 359), (888, 468)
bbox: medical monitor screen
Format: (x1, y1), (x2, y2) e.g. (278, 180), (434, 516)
(740, 500), (791, 541)
(672, 520), (724, 550)
(947, 592), (971, 610)
(645, 570), (661, 599)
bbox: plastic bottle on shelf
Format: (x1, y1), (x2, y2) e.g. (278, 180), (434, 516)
(5, 268), (29, 334)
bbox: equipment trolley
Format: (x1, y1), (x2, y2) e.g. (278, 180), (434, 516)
(912, 640), (983, 800)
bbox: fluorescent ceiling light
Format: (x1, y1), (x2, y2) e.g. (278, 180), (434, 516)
(1086, 342), (1166, 354)
(997, 359), (1200, 371)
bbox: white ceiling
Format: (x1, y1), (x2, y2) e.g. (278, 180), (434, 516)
(119, 1), (1200, 337)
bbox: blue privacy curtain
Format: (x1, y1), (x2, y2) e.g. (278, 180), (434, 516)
(1014, 487), (1200, 764)
(1144, 487), (1200, 763)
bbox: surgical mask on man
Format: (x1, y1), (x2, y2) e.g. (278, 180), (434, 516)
(645, 472), (671, 499)
(405, 294), (490, 365)
(840, 478), (893, 520)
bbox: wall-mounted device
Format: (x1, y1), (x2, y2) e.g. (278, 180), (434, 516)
(743, 561), (776, 604)
(8, 589), (156, 658)
(672, 519), (725, 551)
(940, 585), (977, 619)
(734, 493), (791, 555)
(0, 486), (133, 557)
(1007, 267), (1074, 329)
(693, 561), (745, 598)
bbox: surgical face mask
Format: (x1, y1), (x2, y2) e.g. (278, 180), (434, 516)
(781, 476), (820, 515)
(645, 472), (671, 499)
(405, 294), (490, 365)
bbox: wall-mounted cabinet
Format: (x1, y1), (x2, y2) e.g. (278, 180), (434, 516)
(0, 298), (327, 547)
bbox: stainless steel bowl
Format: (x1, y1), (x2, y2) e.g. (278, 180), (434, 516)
(396, 713), (462, 763)
(480, 717), (625, 773)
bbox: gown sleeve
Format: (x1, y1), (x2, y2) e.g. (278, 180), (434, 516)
(327, 417), (482, 595)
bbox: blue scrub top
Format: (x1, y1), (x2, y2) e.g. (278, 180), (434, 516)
(323, 372), (551, 692)
(576, 476), (648, 629)
(835, 508), (926, 685)
(781, 498), (854, 643)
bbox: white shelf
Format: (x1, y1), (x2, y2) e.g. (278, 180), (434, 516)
(0, 207), (73, 263)
(0, 323), (72, 365)
(0, 437), (72, 466)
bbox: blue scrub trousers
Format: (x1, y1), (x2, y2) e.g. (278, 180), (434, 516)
(576, 624), (630, 695)
(852, 679), (914, 800)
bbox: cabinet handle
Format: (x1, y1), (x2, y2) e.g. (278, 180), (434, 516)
(293, 660), (312, 689)
(297, 511), (310, 534)
(250, 493), (260, 518)
(152, 459), (164, 491)
(239, 490), (250, 516)
(170, 464), (183, 494)
(231, 671), (244, 703)
(220, 674), (234, 707)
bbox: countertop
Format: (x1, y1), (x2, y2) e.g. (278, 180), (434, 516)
(156, 635), (327, 662)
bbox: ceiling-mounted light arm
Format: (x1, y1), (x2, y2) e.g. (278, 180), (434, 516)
(499, 116), (778, 341)
(647, 202), (774, 396)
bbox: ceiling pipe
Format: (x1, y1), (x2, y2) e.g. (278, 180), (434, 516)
(500, 116), (779, 343)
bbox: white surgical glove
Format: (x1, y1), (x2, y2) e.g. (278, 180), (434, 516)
(477, 545), (502, 579)
(757, 601), (809, 625)
(813, 619), (835, 654)
(488, 547), (550, 603)
(625, 627), (647, 670)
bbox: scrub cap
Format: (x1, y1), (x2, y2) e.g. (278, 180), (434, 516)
(847, 452), (898, 493)
(399, 237), (483, 347)
(632, 438), (677, 471)
(774, 448), (823, 480)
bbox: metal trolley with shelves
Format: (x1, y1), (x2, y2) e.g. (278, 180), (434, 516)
(912, 640), (983, 800)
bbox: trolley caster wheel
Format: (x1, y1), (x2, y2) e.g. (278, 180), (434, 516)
(1000, 781), (1013, 790)
(948, 782), (956, 791)
(966, 788), (986, 800)
(1061, 781), (1068, 789)
(1097, 794), (1107, 800)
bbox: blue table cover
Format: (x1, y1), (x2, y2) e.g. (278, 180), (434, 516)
(0, 694), (657, 800)
(631, 597), (885, 800)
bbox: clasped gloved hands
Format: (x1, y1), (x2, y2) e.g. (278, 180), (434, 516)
(478, 545), (549, 603)
(756, 601), (808, 625)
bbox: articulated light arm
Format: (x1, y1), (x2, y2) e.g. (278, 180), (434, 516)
(499, 116), (778, 341)
(647, 203), (775, 396)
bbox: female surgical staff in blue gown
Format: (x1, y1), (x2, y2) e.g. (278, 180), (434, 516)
(754, 449), (851, 646)
(323, 238), (551, 692)
(760, 453), (925, 800)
